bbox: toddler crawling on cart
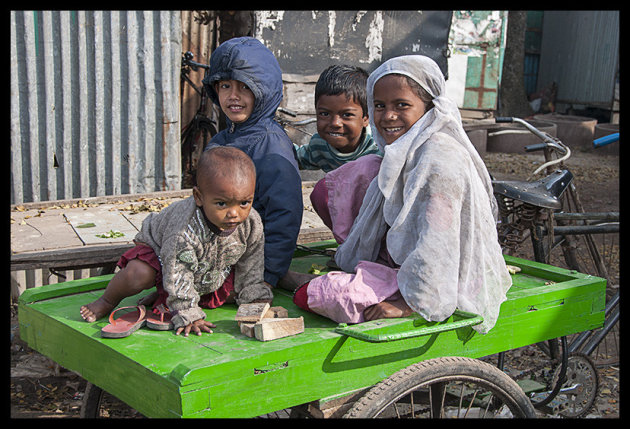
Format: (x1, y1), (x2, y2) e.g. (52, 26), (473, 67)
(80, 146), (273, 337)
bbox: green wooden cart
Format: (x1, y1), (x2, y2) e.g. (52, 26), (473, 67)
(18, 241), (605, 418)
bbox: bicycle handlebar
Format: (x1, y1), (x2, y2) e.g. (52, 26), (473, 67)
(524, 143), (548, 152)
(494, 116), (571, 176)
(495, 116), (567, 154)
(182, 51), (209, 71)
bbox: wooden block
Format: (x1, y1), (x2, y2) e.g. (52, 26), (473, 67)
(235, 302), (270, 323)
(262, 306), (289, 319)
(254, 317), (304, 342)
(239, 322), (256, 338)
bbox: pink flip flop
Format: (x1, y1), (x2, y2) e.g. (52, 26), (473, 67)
(146, 304), (173, 331)
(101, 305), (147, 338)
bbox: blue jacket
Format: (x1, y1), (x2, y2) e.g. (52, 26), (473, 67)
(203, 37), (303, 286)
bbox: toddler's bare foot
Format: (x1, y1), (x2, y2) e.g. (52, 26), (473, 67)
(80, 297), (116, 322)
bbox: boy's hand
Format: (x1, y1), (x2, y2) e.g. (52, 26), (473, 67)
(176, 319), (217, 337)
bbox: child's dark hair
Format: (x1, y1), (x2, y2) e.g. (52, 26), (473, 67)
(315, 65), (369, 116)
(396, 74), (435, 111)
(197, 146), (255, 188)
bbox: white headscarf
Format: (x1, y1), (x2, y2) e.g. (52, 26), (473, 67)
(334, 55), (511, 333)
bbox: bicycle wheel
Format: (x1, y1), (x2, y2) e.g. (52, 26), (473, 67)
(343, 357), (536, 418)
(548, 353), (599, 418)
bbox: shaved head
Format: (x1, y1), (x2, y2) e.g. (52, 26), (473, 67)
(193, 146), (257, 231)
(196, 146), (256, 191)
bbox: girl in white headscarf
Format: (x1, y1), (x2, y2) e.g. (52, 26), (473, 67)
(292, 55), (511, 334)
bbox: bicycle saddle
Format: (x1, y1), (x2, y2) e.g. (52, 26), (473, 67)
(492, 169), (573, 209)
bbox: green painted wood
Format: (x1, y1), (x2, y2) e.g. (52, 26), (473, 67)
(18, 246), (605, 418)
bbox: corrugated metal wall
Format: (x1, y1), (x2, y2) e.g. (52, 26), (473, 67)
(10, 10), (182, 205)
(536, 10), (619, 108)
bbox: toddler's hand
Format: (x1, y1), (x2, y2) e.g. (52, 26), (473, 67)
(176, 319), (217, 337)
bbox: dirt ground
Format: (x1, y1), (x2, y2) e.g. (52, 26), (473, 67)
(10, 150), (619, 419)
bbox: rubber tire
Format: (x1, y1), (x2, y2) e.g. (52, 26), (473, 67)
(344, 357), (537, 418)
(80, 382), (104, 418)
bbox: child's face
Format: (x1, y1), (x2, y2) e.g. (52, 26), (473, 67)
(193, 173), (255, 231)
(316, 94), (369, 154)
(372, 74), (428, 145)
(215, 80), (255, 124)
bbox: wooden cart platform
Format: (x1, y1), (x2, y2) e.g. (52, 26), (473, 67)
(18, 243), (605, 418)
(10, 185), (332, 272)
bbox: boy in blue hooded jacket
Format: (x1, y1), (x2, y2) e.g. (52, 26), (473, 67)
(202, 37), (303, 288)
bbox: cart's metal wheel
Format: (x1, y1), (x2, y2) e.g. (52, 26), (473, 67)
(549, 353), (599, 418)
(80, 382), (142, 418)
(81, 382), (104, 418)
(343, 357), (536, 418)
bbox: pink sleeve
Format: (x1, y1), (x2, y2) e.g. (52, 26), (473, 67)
(324, 155), (382, 243)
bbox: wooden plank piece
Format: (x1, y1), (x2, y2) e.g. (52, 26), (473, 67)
(234, 302), (270, 323)
(239, 322), (256, 338)
(64, 209), (138, 245)
(254, 317), (304, 341)
(11, 212), (82, 253)
(262, 306), (289, 319)
(11, 243), (135, 271)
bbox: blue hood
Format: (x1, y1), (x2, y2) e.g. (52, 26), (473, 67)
(203, 37), (283, 133)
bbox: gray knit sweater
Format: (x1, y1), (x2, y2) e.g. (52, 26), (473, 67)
(134, 196), (273, 329)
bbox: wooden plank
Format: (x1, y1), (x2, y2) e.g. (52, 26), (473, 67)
(240, 307), (289, 337)
(263, 306), (289, 319)
(10, 189), (192, 211)
(120, 211), (153, 231)
(254, 317), (305, 341)
(11, 210), (82, 253)
(63, 209), (138, 245)
(234, 302), (270, 323)
(10, 184), (332, 274)
(307, 388), (369, 418)
(297, 227), (334, 245)
(239, 322), (256, 338)
(11, 243), (134, 271)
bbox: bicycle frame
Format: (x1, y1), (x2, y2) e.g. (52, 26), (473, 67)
(180, 52), (217, 182)
(492, 116), (619, 409)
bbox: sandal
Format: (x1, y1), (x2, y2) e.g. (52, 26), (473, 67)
(101, 305), (147, 338)
(146, 304), (173, 331)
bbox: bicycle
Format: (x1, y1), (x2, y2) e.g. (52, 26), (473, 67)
(490, 117), (619, 417)
(180, 51), (218, 188)
(275, 106), (317, 140)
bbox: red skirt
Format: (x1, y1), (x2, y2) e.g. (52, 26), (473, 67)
(117, 244), (235, 310)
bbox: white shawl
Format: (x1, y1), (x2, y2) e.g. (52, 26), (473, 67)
(334, 55), (511, 333)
